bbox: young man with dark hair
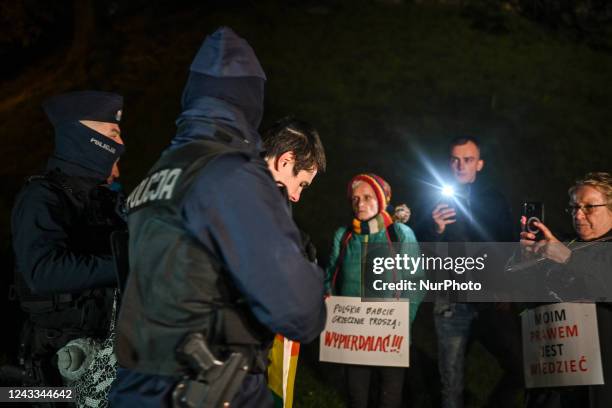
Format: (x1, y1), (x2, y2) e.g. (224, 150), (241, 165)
(416, 136), (521, 408)
(262, 117), (326, 203)
(260, 117), (326, 406)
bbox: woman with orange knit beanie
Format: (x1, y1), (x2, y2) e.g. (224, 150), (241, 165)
(325, 173), (423, 408)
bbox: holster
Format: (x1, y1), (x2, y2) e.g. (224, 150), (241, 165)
(172, 333), (249, 408)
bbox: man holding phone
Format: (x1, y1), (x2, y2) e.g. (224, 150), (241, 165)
(430, 137), (511, 242)
(417, 136), (519, 408)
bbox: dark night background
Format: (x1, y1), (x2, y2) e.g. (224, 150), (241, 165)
(0, 0), (611, 406)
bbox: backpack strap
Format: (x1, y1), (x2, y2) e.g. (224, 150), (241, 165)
(330, 229), (353, 294)
(385, 223), (399, 244)
(385, 224), (401, 299)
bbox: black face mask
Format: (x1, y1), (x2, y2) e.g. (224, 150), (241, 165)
(54, 122), (125, 179)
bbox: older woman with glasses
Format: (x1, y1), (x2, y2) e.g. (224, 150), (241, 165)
(521, 172), (612, 261)
(521, 172), (612, 408)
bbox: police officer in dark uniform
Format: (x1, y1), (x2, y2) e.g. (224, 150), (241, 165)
(109, 27), (326, 408)
(10, 91), (126, 403)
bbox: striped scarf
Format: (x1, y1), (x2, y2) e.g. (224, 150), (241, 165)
(352, 210), (393, 235)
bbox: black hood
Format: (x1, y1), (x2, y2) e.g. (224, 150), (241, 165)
(171, 27), (266, 151)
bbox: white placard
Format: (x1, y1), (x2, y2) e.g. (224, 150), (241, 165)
(522, 302), (604, 388)
(319, 296), (410, 367)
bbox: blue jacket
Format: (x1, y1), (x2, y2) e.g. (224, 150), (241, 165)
(171, 30), (326, 344)
(110, 27), (325, 408)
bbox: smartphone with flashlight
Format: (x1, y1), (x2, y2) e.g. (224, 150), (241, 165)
(522, 201), (545, 240)
(438, 185), (455, 206)
(437, 185), (457, 222)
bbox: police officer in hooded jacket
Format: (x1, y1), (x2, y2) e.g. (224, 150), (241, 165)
(10, 91), (126, 394)
(109, 27), (326, 408)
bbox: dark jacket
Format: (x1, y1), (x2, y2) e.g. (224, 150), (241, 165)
(110, 27), (325, 408)
(525, 230), (612, 408)
(414, 178), (514, 243)
(12, 158), (120, 295)
(10, 155), (123, 392)
(412, 178), (514, 307)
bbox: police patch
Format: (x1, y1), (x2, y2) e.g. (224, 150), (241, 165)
(127, 168), (183, 210)
(90, 137), (117, 154)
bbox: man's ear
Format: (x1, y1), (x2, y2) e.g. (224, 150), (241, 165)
(276, 151), (295, 170)
(476, 159), (484, 172)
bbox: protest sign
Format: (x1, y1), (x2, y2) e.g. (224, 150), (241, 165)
(522, 303), (603, 388)
(319, 296), (409, 367)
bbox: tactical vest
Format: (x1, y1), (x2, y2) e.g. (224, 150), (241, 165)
(116, 138), (273, 376)
(15, 170), (123, 346)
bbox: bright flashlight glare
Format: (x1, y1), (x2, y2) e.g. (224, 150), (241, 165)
(441, 185), (455, 197)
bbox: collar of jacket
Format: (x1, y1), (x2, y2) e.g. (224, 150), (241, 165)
(171, 96), (262, 153)
(576, 228), (612, 243)
(46, 156), (106, 184)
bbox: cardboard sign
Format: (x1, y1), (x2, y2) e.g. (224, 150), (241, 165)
(319, 296), (410, 367)
(522, 303), (604, 388)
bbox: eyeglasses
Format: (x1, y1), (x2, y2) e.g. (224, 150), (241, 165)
(565, 204), (608, 215)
